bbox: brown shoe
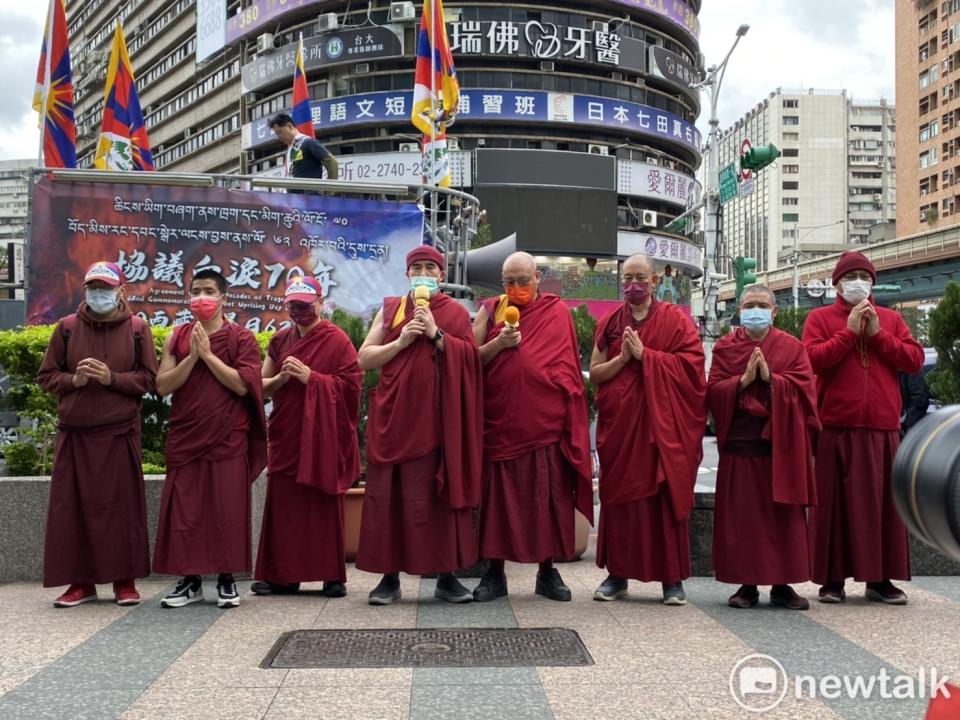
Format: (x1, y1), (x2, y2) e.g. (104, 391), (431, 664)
(817, 583), (846, 604)
(728, 585), (759, 609)
(865, 581), (908, 605)
(770, 585), (810, 610)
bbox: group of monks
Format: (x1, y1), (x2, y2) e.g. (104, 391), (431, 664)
(38, 246), (923, 613)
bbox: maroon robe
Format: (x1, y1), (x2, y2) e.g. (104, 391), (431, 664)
(356, 292), (483, 575)
(153, 321), (267, 576)
(708, 327), (820, 585)
(37, 303), (159, 587)
(480, 293), (593, 564)
(255, 322), (361, 584)
(592, 301), (706, 583)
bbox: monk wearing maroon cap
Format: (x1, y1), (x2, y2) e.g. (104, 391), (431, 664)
(589, 253), (705, 605)
(709, 285), (819, 610)
(356, 245), (483, 605)
(802, 251), (924, 604)
(253, 274), (361, 599)
(154, 269), (267, 609)
(38, 261), (159, 608)
(472, 251), (594, 602)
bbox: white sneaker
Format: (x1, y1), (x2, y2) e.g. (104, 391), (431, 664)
(161, 577), (203, 608)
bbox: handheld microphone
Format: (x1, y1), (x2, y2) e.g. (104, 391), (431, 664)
(504, 306), (520, 329)
(414, 285), (430, 308)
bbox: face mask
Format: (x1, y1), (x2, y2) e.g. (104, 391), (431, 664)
(409, 276), (440, 297)
(189, 295), (221, 322)
(288, 302), (319, 326)
(85, 288), (118, 315)
(840, 279), (872, 304)
(740, 307), (773, 332)
(623, 282), (650, 306)
(506, 284), (536, 306)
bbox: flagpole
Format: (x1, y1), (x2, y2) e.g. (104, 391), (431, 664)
(429, 0), (438, 241)
(38, 0), (55, 168)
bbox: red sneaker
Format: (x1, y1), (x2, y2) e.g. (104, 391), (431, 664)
(113, 579), (141, 606)
(53, 583), (97, 608)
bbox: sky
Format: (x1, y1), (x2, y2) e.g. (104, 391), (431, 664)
(0, 0), (896, 162)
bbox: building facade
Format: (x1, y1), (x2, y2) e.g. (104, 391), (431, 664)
(65, 0), (704, 309)
(716, 88), (895, 277)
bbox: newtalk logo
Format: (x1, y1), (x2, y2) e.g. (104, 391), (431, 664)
(729, 654), (952, 713)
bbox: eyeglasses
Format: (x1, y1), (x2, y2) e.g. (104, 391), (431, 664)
(501, 277), (533, 288)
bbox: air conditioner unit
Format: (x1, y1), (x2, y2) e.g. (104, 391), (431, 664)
(447, 137), (460, 151)
(156, 144), (165, 153)
(390, 1), (416, 22)
(539, 60), (554, 72)
(184, 128), (193, 139)
(244, 92), (259, 104)
(587, 144), (609, 155)
(317, 13), (339, 31)
(355, 63), (371, 74)
(611, 71), (624, 81)
(642, 210), (659, 227)
(256, 33), (275, 54)
(398, 142), (419, 152)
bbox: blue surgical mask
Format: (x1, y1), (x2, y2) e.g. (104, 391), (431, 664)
(85, 288), (119, 315)
(741, 307), (773, 331)
(410, 276), (440, 297)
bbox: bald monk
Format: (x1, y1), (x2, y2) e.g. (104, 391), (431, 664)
(356, 245), (483, 605)
(38, 261), (159, 608)
(708, 285), (820, 610)
(803, 251), (923, 604)
(472, 252), (594, 602)
(589, 254), (705, 605)
(154, 269), (267, 609)
(253, 275), (361, 598)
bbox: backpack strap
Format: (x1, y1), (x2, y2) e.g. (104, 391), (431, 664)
(59, 314), (78, 371)
(129, 315), (146, 370)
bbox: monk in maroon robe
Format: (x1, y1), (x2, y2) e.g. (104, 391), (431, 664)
(803, 251), (924, 604)
(153, 269), (267, 609)
(472, 251), (594, 602)
(38, 261), (159, 608)
(589, 253), (705, 605)
(253, 275), (361, 598)
(356, 245), (483, 605)
(708, 285), (820, 610)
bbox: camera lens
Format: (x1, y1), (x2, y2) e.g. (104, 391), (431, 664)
(892, 405), (960, 561)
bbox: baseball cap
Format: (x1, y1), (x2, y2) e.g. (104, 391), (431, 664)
(284, 275), (322, 304)
(83, 261), (124, 287)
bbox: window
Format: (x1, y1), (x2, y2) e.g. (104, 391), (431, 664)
(783, 116), (799, 125)
(783, 99), (799, 108)
(782, 213), (799, 223)
(783, 164), (799, 174)
(783, 197), (799, 206)
(920, 147), (939, 168)
(783, 132), (799, 141)
(783, 148), (799, 157)
(783, 181), (799, 190)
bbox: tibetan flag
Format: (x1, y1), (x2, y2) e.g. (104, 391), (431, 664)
(291, 35), (314, 137)
(412, 0), (459, 187)
(94, 21), (154, 171)
(32, 0), (76, 168)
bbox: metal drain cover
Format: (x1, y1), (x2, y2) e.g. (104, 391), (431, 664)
(261, 628), (594, 668)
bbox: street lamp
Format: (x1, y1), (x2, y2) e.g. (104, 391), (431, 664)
(791, 219), (845, 309)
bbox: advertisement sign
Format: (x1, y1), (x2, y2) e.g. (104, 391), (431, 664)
(607, 0), (700, 41)
(617, 159), (699, 208)
(256, 151), (473, 187)
(195, 0), (227, 63)
(616, 230), (702, 273)
(647, 45), (699, 90)
(27, 179), (424, 330)
(242, 27), (404, 93)
(225, 0), (327, 45)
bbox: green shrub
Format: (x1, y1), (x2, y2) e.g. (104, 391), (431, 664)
(928, 281), (960, 405)
(4, 442), (42, 475)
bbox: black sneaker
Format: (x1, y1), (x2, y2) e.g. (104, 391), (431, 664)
(472, 570), (508, 602)
(434, 573), (473, 603)
(250, 581), (300, 596)
(161, 576), (202, 608)
(662, 582), (687, 606)
(217, 576), (240, 609)
(321, 581), (347, 598)
(368, 573), (401, 606)
(593, 575), (628, 601)
(535, 567), (572, 602)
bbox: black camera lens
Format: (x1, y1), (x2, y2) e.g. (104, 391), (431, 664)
(892, 405), (960, 561)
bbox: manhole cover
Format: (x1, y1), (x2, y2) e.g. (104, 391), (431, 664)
(261, 628), (594, 668)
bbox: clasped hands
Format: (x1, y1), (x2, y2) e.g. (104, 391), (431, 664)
(619, 327), (644, 363)
(740, 347), (771, 388)
(847, 301), (880, 337)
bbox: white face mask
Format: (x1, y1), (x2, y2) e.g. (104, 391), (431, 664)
(85, 288), (119, 315)
(840, 279), (872, 305)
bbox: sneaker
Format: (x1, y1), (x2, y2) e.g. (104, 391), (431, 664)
(662, 582), (687, 606)
(321, 581), (347, 598)
(535, 567), (572, 602)
(161, 576), (203, 608)
(217, 577), (240, 609)
(435, 573), (473, 603)
(53, 583), (97, 608)
(817, 582), (846, 604)
(728, 585), (759, 609)
(770, 585), (810, 610)
(865, 580), (908, 605)
(593, 575), (628, 601)
(368, 573), (401, 606)
(250, 581), (300, 596)
(472, 569), (508, 603)
(113, 579), (141, 606)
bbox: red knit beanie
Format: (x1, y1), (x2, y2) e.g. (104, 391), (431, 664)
(831, 251), (876, 286)
(406, 245), (445, 268)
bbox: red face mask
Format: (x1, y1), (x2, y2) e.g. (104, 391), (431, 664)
(288, 302), (319, 326)
(506, 284), (536, 306)
(189, 295), (221, 321)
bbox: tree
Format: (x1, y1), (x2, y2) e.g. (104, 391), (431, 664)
(773, 307), (809, 339)
(928, 281), (960, 404)
(898, 305), (931, 346)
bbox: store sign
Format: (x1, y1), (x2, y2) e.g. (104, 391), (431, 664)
(225, 0), (326, 45)
(617, 231), (702, 273)
(256, 151), (473, 187)
(648, 45), (699, 90)
(607, 0), (700, 41)
(244, 90), (702, 156)
(195, 0), (226, 63)
(617, 159), (700, 208)
(242, 27), (404, 93)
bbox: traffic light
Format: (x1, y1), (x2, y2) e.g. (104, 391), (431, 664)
(734, 256), (757, 306)
(740, 144), (781, 172)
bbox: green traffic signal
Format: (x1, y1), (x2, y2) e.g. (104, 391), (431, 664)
(740, 144), (781, 172)
(734, 256), (758, 306)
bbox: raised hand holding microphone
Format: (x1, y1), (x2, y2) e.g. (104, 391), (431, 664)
(499, 306), (521, 349)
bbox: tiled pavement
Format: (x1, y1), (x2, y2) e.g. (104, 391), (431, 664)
(1, 540), (957, 720)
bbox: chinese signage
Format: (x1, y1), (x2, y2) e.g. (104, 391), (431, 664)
(242, 27), (404, 93)
(648, 45), (699, 90)
(448, 20), (645, 71)
(244, 90), (702, 157)
(27, 179), (424, 330)
(617, 160), (700, 208)
(608, 0), (701, 41)
(195, 0), (226, 63)
(719, 163), (739, 204)
(256, 151), (473, 187)
(616, 230), (702, 274)
(225, 0), (326, 45)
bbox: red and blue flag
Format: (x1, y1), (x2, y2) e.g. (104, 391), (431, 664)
(291, 35), (315, 137)
(33, 0), (76, 168)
